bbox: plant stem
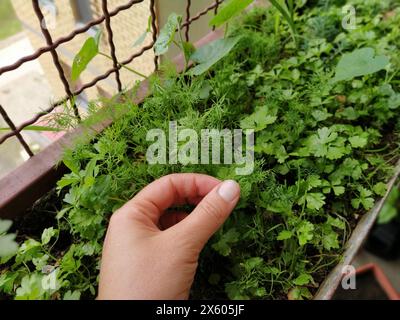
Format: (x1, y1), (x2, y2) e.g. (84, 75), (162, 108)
(224, 22), (230, 38)
(98, 52), (147, 79)
(366, 145), (390, 153)
(172, 40), (182, 50)
(177, 24), (189, 71)
(270, 0), (297, 46)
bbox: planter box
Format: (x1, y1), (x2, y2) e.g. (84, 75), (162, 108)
(1, 28), (399, 301)
(314, 163), (400, 299)
(2, 124), (399, 300)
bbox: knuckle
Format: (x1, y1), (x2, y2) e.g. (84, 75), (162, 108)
(109, 202), (142, 225)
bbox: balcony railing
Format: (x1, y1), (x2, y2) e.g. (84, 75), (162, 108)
(0, 0), (223, 156)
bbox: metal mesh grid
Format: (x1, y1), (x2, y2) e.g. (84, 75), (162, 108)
(0, 0), (223, 156)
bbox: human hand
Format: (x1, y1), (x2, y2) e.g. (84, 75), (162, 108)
(97, 173), (240, 300)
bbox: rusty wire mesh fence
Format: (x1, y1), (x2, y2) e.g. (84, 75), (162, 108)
(0, 0), (223, 161)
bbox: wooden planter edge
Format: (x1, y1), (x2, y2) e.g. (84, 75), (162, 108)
(314, 160), (400, 300)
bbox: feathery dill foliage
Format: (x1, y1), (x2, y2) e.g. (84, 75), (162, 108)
(1, 0), (399, 300)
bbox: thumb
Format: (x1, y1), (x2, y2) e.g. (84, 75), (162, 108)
(172, 180), (240, 248)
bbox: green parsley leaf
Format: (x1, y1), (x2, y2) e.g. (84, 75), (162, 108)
(373, 182), (387, 196)
(296, 221), (314, 246)
(293, 273), (313, 286)
(277, 230), (293, 240)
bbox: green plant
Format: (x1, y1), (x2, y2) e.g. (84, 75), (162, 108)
(1, 0), (400, 300)
(0, 220), (18, 258)
(0, 126), (62, 132)
(71, 9), (244, 83)
(332, 47), (390, 82)
(71, 30), (147, 81)
(378, 184), (399, 224)
(269, 0), (297, 45)
(153, 12), (242, 74)
(209, 0), (254, 28)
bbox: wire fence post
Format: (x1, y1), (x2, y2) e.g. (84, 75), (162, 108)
(185, 0), (191, 42)
(32, 0), (81, 121)
(150, 0), (158, 71)
(0, 105), (34, 157)
(212, 0), (222, 31)
(102, 0), (123, 92)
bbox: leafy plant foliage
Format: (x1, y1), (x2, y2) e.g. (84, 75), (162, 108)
(1, 0), (400, 300)
(71, 30), (101, 81)
(209, 0), (254, 28)
(333, 47), (390, 82)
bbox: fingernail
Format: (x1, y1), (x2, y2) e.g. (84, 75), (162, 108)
(218, 180), (240, 202)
